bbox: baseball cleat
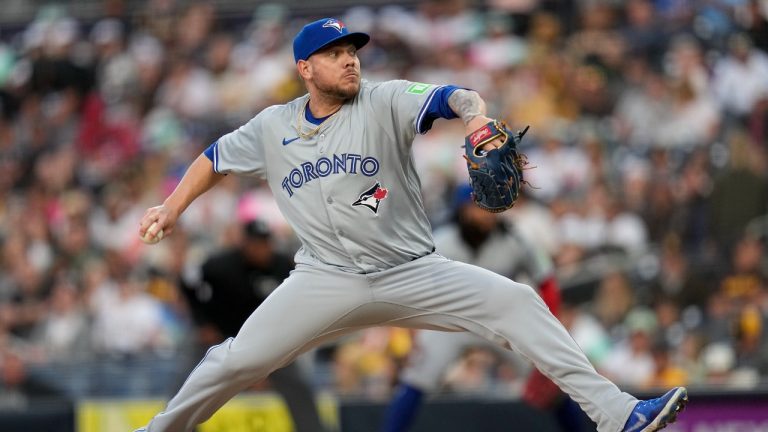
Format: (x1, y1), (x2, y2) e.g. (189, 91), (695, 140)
(622, 387), (688, 432)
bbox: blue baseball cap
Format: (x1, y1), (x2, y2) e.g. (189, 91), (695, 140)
(293, 18), (370, 63)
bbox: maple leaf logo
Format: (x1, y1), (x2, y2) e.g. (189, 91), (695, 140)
(373, 187), (388, 200)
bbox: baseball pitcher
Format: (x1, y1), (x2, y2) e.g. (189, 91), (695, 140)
(135, 18), (686, 432)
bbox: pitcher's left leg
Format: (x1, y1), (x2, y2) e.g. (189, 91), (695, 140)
(372, 254), (637, 432)
(478, 275), (637, 431)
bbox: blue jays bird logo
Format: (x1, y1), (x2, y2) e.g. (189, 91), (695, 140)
(323, 19), (345, 33)
(352, 182), (388, 214)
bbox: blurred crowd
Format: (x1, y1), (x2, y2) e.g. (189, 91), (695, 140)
(0, 0), (767, 405)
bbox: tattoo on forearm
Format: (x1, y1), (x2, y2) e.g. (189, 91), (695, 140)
(448, 89), (486, 125)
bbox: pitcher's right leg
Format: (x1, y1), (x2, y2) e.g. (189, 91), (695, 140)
(142, 264), (371, 432)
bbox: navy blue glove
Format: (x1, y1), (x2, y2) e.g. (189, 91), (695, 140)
(463, 120), (530, 213)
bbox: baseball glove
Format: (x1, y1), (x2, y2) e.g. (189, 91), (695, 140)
(463, 120), (530, 213)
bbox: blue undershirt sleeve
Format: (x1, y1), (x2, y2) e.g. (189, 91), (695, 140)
(203, 141), (219, 172)
(416, 85), (464, 134)
(203, 141), (217, 163)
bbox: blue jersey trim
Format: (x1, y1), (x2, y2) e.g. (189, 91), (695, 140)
(305, 105), (332, 125)
(415, 85), (462, 134)
(204, 140), (219, 172)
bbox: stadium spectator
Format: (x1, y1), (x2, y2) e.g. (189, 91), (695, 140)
(712, 33), (768, 121)
(601, 308), (658, 387)
(0, 350), (65, 409)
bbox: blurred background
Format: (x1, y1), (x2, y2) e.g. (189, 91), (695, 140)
(0, 0), (766, 431)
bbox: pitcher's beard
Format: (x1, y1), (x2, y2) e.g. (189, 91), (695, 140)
(316, 78), (360, 101)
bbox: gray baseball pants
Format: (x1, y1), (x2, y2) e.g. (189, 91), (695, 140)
(402, 329), (531, 393)
(142, 253), (636, 432)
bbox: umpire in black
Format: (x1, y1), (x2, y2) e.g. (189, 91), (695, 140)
(180, 219), (326, 432)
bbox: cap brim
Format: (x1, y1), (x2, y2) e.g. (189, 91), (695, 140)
(308, 32), (370, 59)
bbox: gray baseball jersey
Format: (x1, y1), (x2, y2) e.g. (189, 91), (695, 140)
(139, 80), (638, 432)
(210, 79), (441, 273)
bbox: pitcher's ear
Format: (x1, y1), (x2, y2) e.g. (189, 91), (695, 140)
(297, 59), (312, 80)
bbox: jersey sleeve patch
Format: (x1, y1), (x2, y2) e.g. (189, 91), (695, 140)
(405, 82), (432, 95)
